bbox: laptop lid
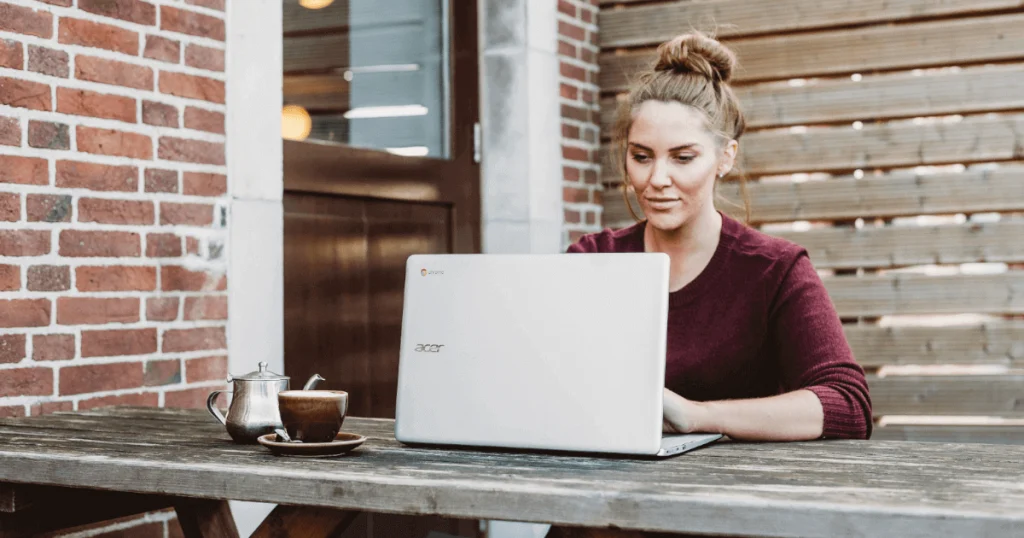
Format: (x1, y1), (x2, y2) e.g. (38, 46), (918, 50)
(394, 252), (670, 455)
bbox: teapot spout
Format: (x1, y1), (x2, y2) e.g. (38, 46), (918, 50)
(302, 374), (326, 390)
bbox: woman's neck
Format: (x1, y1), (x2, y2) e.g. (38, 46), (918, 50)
(644, 206), (723, 292)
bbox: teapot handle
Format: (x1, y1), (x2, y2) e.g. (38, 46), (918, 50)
(206, 390), (231, 425)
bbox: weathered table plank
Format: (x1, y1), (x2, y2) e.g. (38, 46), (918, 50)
(0, 407), (1022, 537)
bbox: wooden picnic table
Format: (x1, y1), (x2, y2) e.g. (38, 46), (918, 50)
(0, 407), (1021, 538)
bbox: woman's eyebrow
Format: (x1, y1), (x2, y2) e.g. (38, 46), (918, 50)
(628, 142), (701, 152)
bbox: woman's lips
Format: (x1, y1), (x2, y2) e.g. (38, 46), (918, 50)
(645, 198), (681, 210)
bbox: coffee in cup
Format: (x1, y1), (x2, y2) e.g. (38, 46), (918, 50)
(277, 390), (349, 443)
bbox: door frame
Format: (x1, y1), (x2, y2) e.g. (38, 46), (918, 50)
(282, 0), (481, 254)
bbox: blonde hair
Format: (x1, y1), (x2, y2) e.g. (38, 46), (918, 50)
(614, 31), (750, 222)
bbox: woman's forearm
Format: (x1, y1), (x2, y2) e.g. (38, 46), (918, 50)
(665, 389), (824, 442)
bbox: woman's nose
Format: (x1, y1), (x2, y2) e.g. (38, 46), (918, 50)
(649, 159), (671, 187)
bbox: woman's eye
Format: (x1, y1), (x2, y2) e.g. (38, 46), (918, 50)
(630, 153), (650, 163)
(674, 155), (695, 163)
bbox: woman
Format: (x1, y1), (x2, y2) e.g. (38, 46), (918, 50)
(547, 32), (872, 537)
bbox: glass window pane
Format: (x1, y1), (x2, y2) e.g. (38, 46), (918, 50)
(282, 0), (451, 159)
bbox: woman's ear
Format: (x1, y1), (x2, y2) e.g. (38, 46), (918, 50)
(719, 139), (738, 177)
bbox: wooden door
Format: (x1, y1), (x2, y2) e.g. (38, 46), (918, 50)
(281, 0), (480, 419)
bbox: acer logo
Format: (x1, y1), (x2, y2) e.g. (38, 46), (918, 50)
(415, 344), (445, 353)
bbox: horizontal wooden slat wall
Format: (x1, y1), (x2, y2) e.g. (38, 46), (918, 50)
(598, 0), (1024, 441)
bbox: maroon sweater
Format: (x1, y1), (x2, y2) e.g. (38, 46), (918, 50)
(568, 214), (872, 439)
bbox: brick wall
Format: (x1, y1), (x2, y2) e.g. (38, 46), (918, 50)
(558, 0), (602, 247)
(0, 0), (228, 534)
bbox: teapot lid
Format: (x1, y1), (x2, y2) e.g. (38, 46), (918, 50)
(231, 361), (288, 382)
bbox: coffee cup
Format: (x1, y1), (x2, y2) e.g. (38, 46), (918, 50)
(277, 390), (349, 443)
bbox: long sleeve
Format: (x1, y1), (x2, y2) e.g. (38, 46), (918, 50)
(769, 253), (873, 440)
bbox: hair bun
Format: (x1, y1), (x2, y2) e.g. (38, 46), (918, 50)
(654, 33), (736, 83)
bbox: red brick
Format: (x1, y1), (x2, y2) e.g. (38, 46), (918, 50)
(82, 328), (157, 357)
(557, 0), (575, 16)
(184, 295), (227, 320)
(142, 100), (178, 127)
(0, 116), (18, 147)
(564, 186), (590, 203)
(184, 107), (224, 134)
(184, 44), (224, 71)
(584, 169), (598, 184)
(57, 297), (140, 325)
(0, 367), (53, 397)
(79, 198), (155, 225)
(28, 46), (69, 78)
(144, 34), (180, 63)
(0, 334), (26, 364)
(147, 233), (182, 257)
(581, 7), (594, 23)
(558, 21), (586, 41)
(0, 193), (18, 222)
(163, 386), (209, 409)
(0, 299), (51, 328)
(562, 104), (589, 122)
(144, 169), (178, 193)
(29, 400), (74, 415)
(586, 211), (597, 225)
(160, 202), (214, 226)
(158, 137), (224, 165)
(0, 38), (23, 70)
(75, 56), (153, 91)
(162, 266), (225, 291)
(185, 0), (225, 10)
(0, 230), (50, 256)
(563, 124), (580, 139)
(0, 155), (47, 186)
(56, 161), (138, 192)
(59, 361), (144, 395)
(27, 265), (71, 291)
(77, 265), (156, 292)
(0, 406), (25, 418)
(0, 76), (51, 111)
(80, 0), (157, 26)
(580, 48), (596, 64)
(59, 230), (141, 257)
(161, 6), (225, 40)
(185, 355), (226, 382)
(79, 392), (158, 411)
(58, 18), (139, 55)
(564, 209), (581, 224)
(146, 297), (179, 321)
(569, 230), (585, 243)
(563, 166), (580, 182)
(57, 88), (136, 123)
(77, 126), (153, 160)
(559, 62), (586, 83)
(562, 145), (588, 162)
(0, 4), (53, 39)
(33, 334), (75, 361)
(182, 172), (226, 196)
(144, 359), (180, 386)
(0, 264), (17, 291)
(163, 327), (225, 353)
(28, 120), (70, 150)
(558, 40), (575, 58)
(159, 71), (224, 103)
(27, 194), (72, 223)
(186, 237), (200, 255)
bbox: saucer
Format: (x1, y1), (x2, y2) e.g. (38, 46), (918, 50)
(257, 432), (366, 458)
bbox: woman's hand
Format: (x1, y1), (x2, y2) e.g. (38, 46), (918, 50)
(662, 388), (716, 434)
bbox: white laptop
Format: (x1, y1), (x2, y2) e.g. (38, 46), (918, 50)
(394, 253), (722, 457)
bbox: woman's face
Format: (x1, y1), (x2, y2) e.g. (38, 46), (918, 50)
(626, 100), (735, 232)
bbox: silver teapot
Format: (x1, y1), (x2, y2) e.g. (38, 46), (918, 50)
(206, 362), (324, 444)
